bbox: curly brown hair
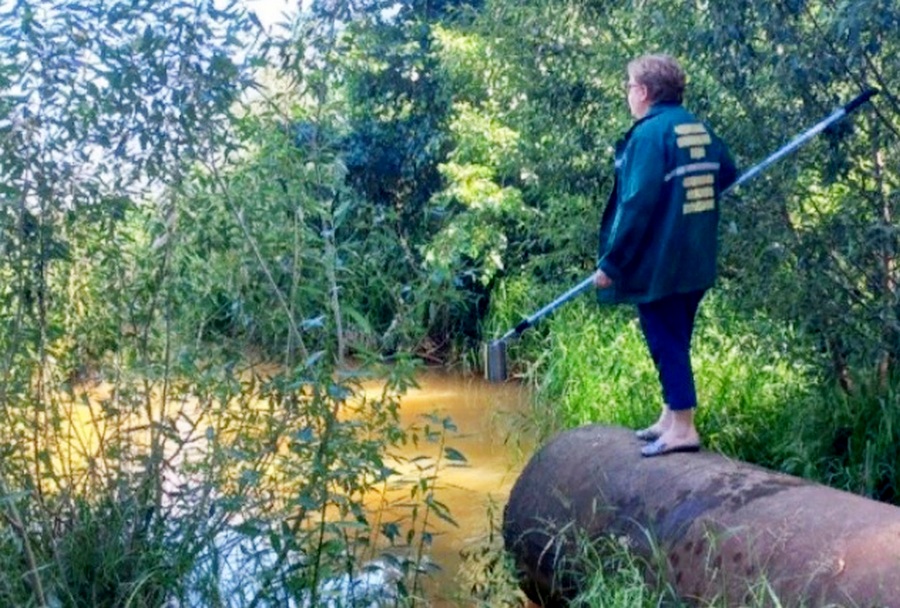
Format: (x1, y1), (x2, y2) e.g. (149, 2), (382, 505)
(627, 54), (686, 104)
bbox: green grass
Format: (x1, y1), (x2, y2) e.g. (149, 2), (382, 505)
(564, 534), (674, 608)
(485, 277), (900, 606)
(505, 290), (819, 466)
(780, 371), (900, 501)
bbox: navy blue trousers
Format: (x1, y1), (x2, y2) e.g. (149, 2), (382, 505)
(636, 290), (706, 411)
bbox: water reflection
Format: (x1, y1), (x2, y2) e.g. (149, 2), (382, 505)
(360, 369), (532, 605)
(59, 366), (532, 606)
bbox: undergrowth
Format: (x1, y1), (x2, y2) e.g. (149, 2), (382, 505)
(484, 275), (900, 606)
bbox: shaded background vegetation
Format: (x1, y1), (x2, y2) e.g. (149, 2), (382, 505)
(0, 0), (897, 605)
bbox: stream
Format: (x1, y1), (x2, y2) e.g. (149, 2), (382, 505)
(361, 369), (533, 605)
(63, 367), (533, 606)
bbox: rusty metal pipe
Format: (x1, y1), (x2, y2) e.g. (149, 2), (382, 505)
(503, 425), (900, 606)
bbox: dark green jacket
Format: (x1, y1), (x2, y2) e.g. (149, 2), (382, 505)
(597, 102), (737, 304)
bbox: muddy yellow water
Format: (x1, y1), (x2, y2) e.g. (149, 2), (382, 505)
(360, 369), (533, 605)
(52, 366), (533, 605)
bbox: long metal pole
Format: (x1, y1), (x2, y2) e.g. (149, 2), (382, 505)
(726, 89), (877, 191)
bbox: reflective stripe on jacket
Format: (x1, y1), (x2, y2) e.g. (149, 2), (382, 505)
(597, 102), (737, 304)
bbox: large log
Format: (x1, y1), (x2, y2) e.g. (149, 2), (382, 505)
(503, 425), (900, 607)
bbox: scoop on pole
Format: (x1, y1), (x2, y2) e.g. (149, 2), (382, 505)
(485, 89), (879, 383)
(485, 275), (595, 382)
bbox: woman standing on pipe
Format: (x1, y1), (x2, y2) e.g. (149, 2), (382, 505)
(594, 54), (737, 457)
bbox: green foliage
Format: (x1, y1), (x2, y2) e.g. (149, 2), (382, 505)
(0, 0), (899, 603)
(455, 497), (530, 607)
(169, 110), (361, 359)
(780, 371), (900, 502)
(636, 0), (900, 380)
(527, 301), (657, 435)
(566, 534), (673, 608)
(0, 2), (435, 606)
(0, 352), (426, 606)
(689, 296), (817, 468)
(470, 0), (899, 384)
(49, 493), (178, 608)
(0, 0), (263, 534)
(492, 286), (820, 466)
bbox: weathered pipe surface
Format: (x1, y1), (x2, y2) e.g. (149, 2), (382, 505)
(503, 425), (900, 607)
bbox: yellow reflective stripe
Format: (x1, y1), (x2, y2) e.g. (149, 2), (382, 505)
(684, 174), (714, 187)
(674, 123), (707, 135)
(678, 134), (712, 148)
(690, 146), (706, 159)
(683, 199), (715, 214)
(686, 186), (715, 200)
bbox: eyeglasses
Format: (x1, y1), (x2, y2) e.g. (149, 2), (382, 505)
(624, 81), (642, 92)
